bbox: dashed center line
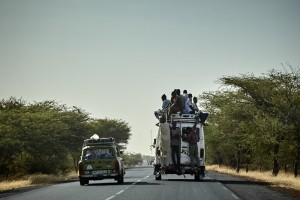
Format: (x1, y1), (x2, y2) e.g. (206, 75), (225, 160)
(116, 190), (124, 195)
(222, 186), (228, 191)
(104, 174), (152, 200)
(105, 174), (240, 200)
(231, 194), (239, 199)
(105, 195), (115, 200)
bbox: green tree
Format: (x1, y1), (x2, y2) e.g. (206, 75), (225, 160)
(0, 97), (132, 178)
(122, 153), (143, 166)
(220, 67), (300, 176)
(0, 97), (26, 177)
(202, 66), (300, 176)
(88, 118), (131, 145)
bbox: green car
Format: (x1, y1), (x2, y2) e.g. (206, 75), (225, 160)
(78, 137), (125, 185)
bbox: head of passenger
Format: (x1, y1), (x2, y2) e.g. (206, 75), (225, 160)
(171, 91), (176, 99)
(193, 97), (198, 103)
(161, 94), (166, 101)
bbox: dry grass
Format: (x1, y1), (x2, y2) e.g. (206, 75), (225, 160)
(207, 165), (300, 191)
(0, 171), (78, 192)
(0, 180), (31, 191)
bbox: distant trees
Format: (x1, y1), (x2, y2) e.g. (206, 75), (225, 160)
(88, 118), (131, 145)
(201, 66), (300, 177)
(0, 98), (131, 178)
(121, 153), (143, 167)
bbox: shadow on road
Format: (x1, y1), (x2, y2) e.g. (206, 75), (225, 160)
(86, 181), (161, 186)
(164, 179), (199, 182)
(204, 178), (269, 186)
(160, 177), (269, 186)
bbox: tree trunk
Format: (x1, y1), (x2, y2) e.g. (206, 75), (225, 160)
(294, 127), (300, 177)
(72, 155), (79, 173)
(236, 149), (240, 173)
(284, 162), (288, 173)
(272, 143), (280, 176)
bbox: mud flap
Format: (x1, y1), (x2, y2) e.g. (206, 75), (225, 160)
(154, 164), (162, 180)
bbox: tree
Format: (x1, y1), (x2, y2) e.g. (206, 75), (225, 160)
(122, 153), (143, 166)
(88, 118), (131, 145)
(220, 67), (300, 176)
(201, 91), (259, 171)
(0, 97), (132, 178)
(0, 97), (26, 177)
(202, 66), (300, 176)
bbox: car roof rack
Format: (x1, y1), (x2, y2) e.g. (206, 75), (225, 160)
(83, 137), (115, 148)
(170, 113), (198, 123)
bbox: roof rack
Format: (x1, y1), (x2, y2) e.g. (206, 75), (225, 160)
(83, 137), (116, 148)
(170, 113), (198, 123)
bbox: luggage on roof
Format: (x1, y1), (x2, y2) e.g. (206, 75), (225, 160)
(82, 136), (115, 148)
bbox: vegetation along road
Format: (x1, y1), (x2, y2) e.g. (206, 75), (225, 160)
(1, 166), (298, 200)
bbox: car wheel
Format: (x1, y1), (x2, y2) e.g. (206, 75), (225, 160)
(117, 172), (124, 184)
(194, 174), (199, 181)
(79, 178), (85, 186)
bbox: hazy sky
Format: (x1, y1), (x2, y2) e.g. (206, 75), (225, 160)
(1, 0), (299, 155)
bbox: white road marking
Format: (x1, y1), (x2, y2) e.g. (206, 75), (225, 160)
(116, 190), (124, 195)
(105, 173), (151, 200)
(217, 180), (239, 199)
(231, 194), (239, 199)
(105, 195), (115, 200)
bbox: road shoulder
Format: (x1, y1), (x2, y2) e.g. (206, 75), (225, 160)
(207, 170), (300, 200)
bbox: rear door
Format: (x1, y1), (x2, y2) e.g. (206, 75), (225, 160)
(180, 124), (200, 166)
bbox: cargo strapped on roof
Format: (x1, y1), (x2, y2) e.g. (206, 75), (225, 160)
(83, 137), (115, 148)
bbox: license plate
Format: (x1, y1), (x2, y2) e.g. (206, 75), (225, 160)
(92, 170), (107, 175)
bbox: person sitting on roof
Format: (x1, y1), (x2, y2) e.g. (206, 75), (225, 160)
(154, 94), (171, 120)
(162, 94), (172, 111)
(192, 97), (209, 125)
(184, 93), (196, 114)
(182, 89), (188, 109)
(169, 90), (183, 115)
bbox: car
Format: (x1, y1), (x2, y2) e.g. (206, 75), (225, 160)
(78, 137), (125, 185)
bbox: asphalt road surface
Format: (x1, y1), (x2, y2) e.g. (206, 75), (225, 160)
(1, 166), (298, 200)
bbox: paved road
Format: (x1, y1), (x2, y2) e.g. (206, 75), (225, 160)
(1, 166), (298, 200)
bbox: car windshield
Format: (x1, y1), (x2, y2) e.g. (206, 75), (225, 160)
(83, 148), (114, 160)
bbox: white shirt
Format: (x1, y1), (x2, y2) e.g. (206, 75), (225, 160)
(192, 102), (200, 112)
(184, 98), (193, 114)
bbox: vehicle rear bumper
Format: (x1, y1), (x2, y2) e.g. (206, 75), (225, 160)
(79, 174), (120, 180)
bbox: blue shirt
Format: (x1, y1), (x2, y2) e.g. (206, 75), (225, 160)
(162, 99), (171, 110)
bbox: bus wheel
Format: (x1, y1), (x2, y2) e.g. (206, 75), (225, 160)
(155, 172), (162, 180)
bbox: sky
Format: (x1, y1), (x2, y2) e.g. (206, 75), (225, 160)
(1, 0), (299, 156)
